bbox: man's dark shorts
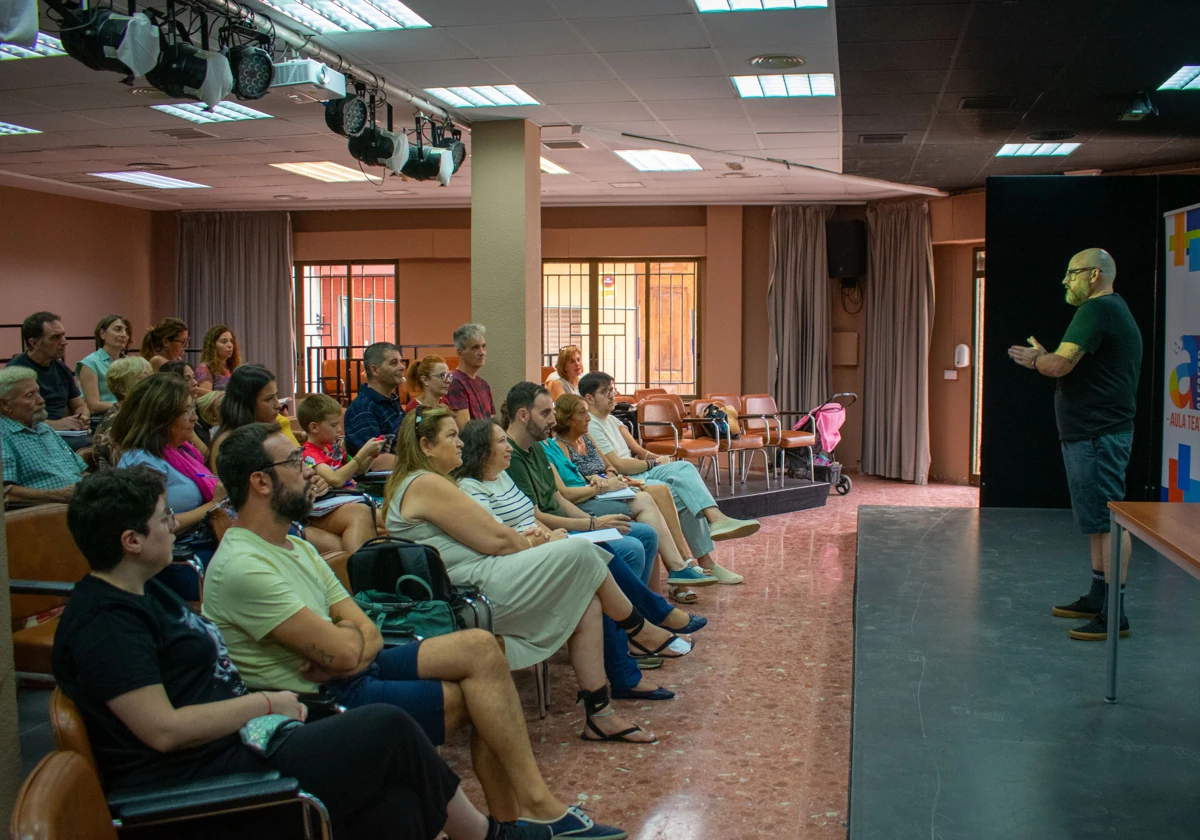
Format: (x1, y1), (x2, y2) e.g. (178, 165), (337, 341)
(1060, 432), (1133, 535)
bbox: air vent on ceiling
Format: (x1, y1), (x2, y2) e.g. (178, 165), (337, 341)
(152, 127), (218, 141)
(543, 138), (587, 150)
(859, 133), (906, 144)
(1028, 130), (1078, 142)
(959, 96), (1016, 110)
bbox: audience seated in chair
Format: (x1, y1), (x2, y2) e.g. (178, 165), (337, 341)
(343, 341), (406, 471)
(581, 372), (756, 585)
(544, 345), (583, 401)
(299, 393), (384, 490)
(91, 356), (152, 471)
(50, 466), (549, 840)
(140, 317), (188, 371)
(447, 323), (495, 429)
(384, 404), (691, 744)
(159, 360), (210, 458)
(196, 324), (241, 393)
(0, 367), (87, 506)
(406, 355), (453, 412)
(76, 314), (131, 417)
(210, 365), (376, 555)
(543, 393), (715, 591)
(9, 311), (90, 433)
(456, 417), (703, 699)
(199, 422), (624, 838)
(112, 373), (226, 553)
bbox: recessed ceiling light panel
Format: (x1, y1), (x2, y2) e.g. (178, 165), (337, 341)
(731, 73), (835, 97)
(696, 0), (827, 11)
(255, 0), (430, 33)
(0, 33), (66, 59)
(1158, 66), (1200, 91)
(424, 85), (540, 108)
(615, 150), (702, 172)
(90, 171), (209, 189)
(0, 120), (41, 136)
(540, 157), (570, 175)
(270, 161), (373, 182)
(609, 182), (645, 188)
(995, 142), (1080, 157)
(151, 102), (273, 123)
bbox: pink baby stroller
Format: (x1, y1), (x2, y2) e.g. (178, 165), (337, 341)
(788, 392), (857, 495)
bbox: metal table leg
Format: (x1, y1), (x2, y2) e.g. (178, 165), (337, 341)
(1104, 519), (1122, 703)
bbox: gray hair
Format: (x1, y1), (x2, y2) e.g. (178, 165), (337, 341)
(362, 341), (400, 380)
(0, 366), (37, 401)
(454, 323), (486, 351)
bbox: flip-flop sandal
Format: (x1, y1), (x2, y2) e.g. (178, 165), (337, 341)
(669, 585), (700, 604)
(629, 633), (692, 659)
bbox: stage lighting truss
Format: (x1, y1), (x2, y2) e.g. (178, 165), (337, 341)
(400, 114), (466, 186)
(325, 81), (369, 138)
(219, 23), (275, 100)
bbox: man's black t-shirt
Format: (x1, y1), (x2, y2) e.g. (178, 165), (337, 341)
(1054, 293), (1143, 442)
(51, 575), (251, 789)
(7, 353), (80, 420)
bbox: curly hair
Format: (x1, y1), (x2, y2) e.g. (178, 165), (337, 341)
(553, 393), (588, 436)
(453, 418), (502, 482)
(198, 324), (241, 380)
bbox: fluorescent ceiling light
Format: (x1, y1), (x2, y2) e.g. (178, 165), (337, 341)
(695, 0), (827, 10)
(731, 73), (836, 97)
(90, 171), (209, 189)
(610, 181), (645, 188)
(151, 102), (273, 123)
(0, 33), (66, 60)
(270, 161), (373, 182)
(995, 142), (1081, 157)
(615, 150), (702, 172)
(424, 86), (540, 108)
(0, 120), (41, 136)
(1158, 66), (1200, 90)
(540, 157), (570, 175)
(255, 0), (430, 33)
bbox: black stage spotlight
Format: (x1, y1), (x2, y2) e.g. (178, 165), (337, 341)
(47, 2), (161, 78)
(348, 125), (409, 173)
(146, 40), (233, 109)
(325, 95), (368, 137)
(401, 123), (466, 186)
(227, 43), (274, 100)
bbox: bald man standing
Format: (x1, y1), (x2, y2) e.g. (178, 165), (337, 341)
(1008, 248), (1142, 641)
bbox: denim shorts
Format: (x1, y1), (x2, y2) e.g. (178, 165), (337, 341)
(324, 640), (446, 745)
(1061, 432), (1133, 535)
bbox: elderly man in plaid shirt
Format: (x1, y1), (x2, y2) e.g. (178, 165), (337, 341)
(1, 367), (86, 506)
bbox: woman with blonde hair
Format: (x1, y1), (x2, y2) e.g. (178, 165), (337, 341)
(140, 318), (189, 370)
(545, 345), (583, 401)
(91, 355), (152, 470)
(405, 355), (452, 411)
(385, 405), (693, 742)
(196, 324), (241, 393)
(77, 314), (131, 415)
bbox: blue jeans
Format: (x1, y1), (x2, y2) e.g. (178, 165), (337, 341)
(1061, 432), (1133, 534)
(598, 524), (673, 691)
(324, 641), (447, 745)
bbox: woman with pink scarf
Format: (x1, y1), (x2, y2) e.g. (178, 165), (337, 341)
(113, 373), (227, 554)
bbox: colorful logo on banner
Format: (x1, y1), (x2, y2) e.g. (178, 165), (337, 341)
(1163, 207), (1200, 501)
(1163, 443), (1200, 502)
(1168, 335), (1199, 410)
(1168, 207), (1200, 270)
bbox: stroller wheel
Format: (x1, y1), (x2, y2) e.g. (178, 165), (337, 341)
(836, 476), (852, 495)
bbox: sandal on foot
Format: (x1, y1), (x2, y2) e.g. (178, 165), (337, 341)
(629, 633), (692, 659)
(666, 613), (706, 634)
(578, 686), (655, 743)
(669, 585), (700, 604)
(636, 657), (664, 670)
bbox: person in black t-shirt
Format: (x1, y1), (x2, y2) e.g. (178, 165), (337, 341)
(1008, 248), (1143, 642)
(8, 311), (89, 431)
(51, 467), (550, 840)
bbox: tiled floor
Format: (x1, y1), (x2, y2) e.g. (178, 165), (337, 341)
(16, 473), (977, 838)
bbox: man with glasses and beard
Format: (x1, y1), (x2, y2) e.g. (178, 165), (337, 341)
(1007, 247), (1143, 641)
(201, 422), (626, 839)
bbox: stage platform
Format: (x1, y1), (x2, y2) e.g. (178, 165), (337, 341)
(710, 472), (830, 519)
(851, 505), (1200, 840)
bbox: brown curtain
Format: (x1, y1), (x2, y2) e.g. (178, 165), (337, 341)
(861, 200), (934, 484)
(176, 212), (296, 397)
(767, 204), (836, 411)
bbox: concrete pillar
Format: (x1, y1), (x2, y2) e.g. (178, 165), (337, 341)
(470, 120), (542, 403)
(703, 205), (744, 394)
(0, 447), (22, 822)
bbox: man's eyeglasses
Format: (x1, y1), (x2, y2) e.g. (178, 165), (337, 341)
(162, 506), (176, 529)
(1066, 266), (1098, 277)
(259, 451), (305, 472)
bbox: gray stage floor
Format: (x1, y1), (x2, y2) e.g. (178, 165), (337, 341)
(851, 506), (1200, 840)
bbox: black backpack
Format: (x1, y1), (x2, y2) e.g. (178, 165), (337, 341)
(698, 403), (732, 441)
(348, 536), (454, 601)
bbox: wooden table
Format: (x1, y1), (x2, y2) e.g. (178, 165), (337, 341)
(1105, 501), (1200, 702)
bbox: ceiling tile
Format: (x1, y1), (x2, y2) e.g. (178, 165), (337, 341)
(599, 49), (724, 80)
(644, 99), (748, 120)
(486, 53), (615, 83)
(446, 22), (589, 57)
(626, 77), (735, 100)
(838, 41), (958, 73)
(571, 15), (709, 53)
(553, 102), (657, 123)
(700, 9), (832, 48)
(520, 80), (636, 105)
(404, 0), (557, 26)
(838, 4), (968, 42)
(320, 29), (476, 64)
(552, 0), (688, 19)
(374, 58), (510, 88)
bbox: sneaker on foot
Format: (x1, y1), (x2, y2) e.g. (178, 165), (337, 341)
(709, 517), (760, 542)
(491, 816), (552, 839)
(1051, 595), (1101, 619)
(702, 561), (744, 585)
(518, 806), (628, 839)
(666, 565), (717, 587)
(1069, 612), (1130, 641)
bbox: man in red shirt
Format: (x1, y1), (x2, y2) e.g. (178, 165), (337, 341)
(447, 323), (495, 429)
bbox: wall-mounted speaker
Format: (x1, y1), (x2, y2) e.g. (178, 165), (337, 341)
(826, 219), (867, 279)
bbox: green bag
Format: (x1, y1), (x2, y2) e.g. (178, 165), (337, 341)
(352, 575), (460, 640)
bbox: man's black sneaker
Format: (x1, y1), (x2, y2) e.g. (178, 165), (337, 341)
(1069, 612), (1130, 641)
(1052, 595), (1101, 619)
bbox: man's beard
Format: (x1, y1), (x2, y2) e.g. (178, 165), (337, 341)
(271, 480), (313, 523)
(1065, 279), (1089, 306)
(526, 417), (549, 442)
(32, 408), (47, 424)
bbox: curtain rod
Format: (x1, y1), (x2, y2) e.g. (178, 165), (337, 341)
(188, 0), (463, 125)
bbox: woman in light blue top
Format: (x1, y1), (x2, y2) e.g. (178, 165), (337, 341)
(77, 314), (130, 415)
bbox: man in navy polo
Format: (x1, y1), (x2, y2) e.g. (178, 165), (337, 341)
(344, 341), (405, 470)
